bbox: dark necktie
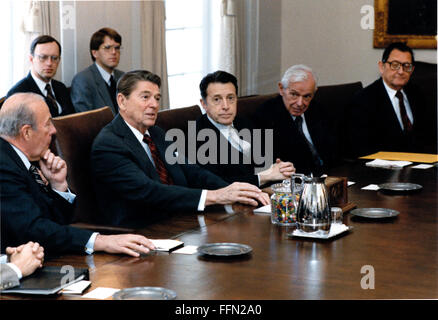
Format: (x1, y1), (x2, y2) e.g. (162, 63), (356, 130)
(295, 115), (323, 167)
(109, 75), (118, 112)
(45, 83), (59, 117)
(143, 134), (173, 185)
(395, 90), (413, 133)
(29, 163), (49, 193)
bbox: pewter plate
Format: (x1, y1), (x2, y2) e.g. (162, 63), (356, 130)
(351, 208), (400, 219)
(378, 182), (423, 191)
(197, 243), (253, 257)
(112, 287), (177, 300)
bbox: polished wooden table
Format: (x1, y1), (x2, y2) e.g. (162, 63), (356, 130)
(2, 161), (437, 300)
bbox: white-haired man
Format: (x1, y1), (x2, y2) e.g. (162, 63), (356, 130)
(254, 64), (336, 175)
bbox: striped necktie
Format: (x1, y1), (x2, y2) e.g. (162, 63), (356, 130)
(29, 163), (50, 193)
(143, 134), (173, 185)
(395, 90), (413, 133)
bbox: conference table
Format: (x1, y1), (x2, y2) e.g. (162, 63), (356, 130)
(2, 160), (437, 300)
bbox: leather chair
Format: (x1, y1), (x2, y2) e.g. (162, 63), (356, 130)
(156, 105), (202, 134)
(52, 107), (133, 233)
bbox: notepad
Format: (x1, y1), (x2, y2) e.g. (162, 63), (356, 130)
(360, 152), (438, 163)
(150, 239), (184, 252)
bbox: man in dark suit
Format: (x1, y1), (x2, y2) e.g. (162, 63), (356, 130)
(0, 93), (155, 257)
(91, 70), (269, 228)
(71, 28), (124, 114)
(254, 64), (336, 175)
(347, 42), (436, 157)
(196, 70), (295, 186)
(6, 35), (75, 117)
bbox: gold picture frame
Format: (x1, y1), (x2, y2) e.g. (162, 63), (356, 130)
(373, 0), (437, 49)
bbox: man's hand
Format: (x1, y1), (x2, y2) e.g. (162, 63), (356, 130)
(94, 234), (156, 257)
(206, 182), (270, 207)
(259, 158), (296, 185)
(39, 149), (68, 192)
(7, 242), (44, 277)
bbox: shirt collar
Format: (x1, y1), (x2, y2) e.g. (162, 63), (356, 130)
(123, 119), (150, 144)
(95, 62), (114, 85)
(382, 78), (405, 99)
(206, 114), (234, 138)
(9, 143), (31, 170)
(30, 70), (52, 95)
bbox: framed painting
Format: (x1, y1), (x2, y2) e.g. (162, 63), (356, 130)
(374, 0), (437, 49)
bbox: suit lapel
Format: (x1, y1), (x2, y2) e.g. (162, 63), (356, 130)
(377, 79), (405, 135)
(26, 72), (44, 96)
(90, 64), (115, 112)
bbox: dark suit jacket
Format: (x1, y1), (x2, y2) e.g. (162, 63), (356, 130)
(0, 138), (92, 255)
(195, 114), (259, 186)
(71, 64), (124, 114)
(253, 95), (336, 175)
(347, 78), (436, 157)
(6, 72), (75, 117)
(90, 114), (228, 227)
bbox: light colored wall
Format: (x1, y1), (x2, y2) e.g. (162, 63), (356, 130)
(279, 0), (437, 90)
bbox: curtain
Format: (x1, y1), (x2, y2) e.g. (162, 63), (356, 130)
(140, 0), (170, 109)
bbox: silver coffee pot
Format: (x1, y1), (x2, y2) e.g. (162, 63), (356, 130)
(293, 174), (331, 234)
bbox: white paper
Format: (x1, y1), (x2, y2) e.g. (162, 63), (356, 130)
(361, 184), (380, 191)
(61, 280), (91, 294)
(173, 245), (198, 255)
(365, 159), (412, 168)
(411, 164), (434, 169)
(348, 181), (356, 186)
(82, 287), (120, 299)
(253, 204), (271, 214)
(151, 239), (183, 251)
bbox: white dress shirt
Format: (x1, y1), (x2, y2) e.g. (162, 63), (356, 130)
(382, 80), (414, 130)
(95, 62), (115, 86)
(30, 70), (62, 114)
(124, 120), (208, 211)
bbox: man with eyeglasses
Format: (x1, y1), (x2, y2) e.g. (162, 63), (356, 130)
(253, 64), (336, 175)
(195, 70), (295, 186)
(6, 35), (75, 117)
(71, 28), (124, 114)
(347, 42), (436, 157)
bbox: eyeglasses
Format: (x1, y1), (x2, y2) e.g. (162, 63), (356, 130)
(209, 95), (237, 106)
(34, 54), (60, 63)
(101, 45), (122, 52)
(385, 60), (414, 72)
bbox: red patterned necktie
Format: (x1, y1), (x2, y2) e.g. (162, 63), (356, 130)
(395, 90), (413, 133)
(143, 134), (173, 185)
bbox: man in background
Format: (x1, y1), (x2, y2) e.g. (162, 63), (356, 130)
(347, 42), (436, 157)
(7, 35), (75, 117)
(71, 27), (124, 114)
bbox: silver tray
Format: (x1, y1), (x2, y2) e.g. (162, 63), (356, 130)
(378, 182), (422, 191)
(197, 243), (253, 257)
(351, 208), (400, 219)
(112, 287), (177, 300)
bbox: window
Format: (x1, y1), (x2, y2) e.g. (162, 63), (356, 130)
(0, 0), (27, 97)
(165, 0), (220, 109)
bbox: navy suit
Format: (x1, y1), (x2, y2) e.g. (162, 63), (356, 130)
(91, 114), (228, 227)
(347, 78), (436, 157)
(0, 138), (92, 255)
(71, 64), (124, 114)
(6, 72), (75, 117)
(195, 114), (260, 186)
(253, 95), (336, 175)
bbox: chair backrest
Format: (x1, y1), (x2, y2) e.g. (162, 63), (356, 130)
(52, 106), (114, 223)
(156, 105), (202, 134)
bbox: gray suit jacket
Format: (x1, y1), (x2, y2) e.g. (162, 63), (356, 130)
(70, 63), (124, 114)
(0, 264), (20, 290)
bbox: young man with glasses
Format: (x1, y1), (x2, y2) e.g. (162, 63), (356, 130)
(196, 70), (295, 186)
(6, 35), (75, 117)
(347, 42), (436, 157)
(71, 28), (124, 114)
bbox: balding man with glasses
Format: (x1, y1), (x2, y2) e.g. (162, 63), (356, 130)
(71, 28), (124, 114)
(6, 35), (75, 117)
(347, 42), (436, 157)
